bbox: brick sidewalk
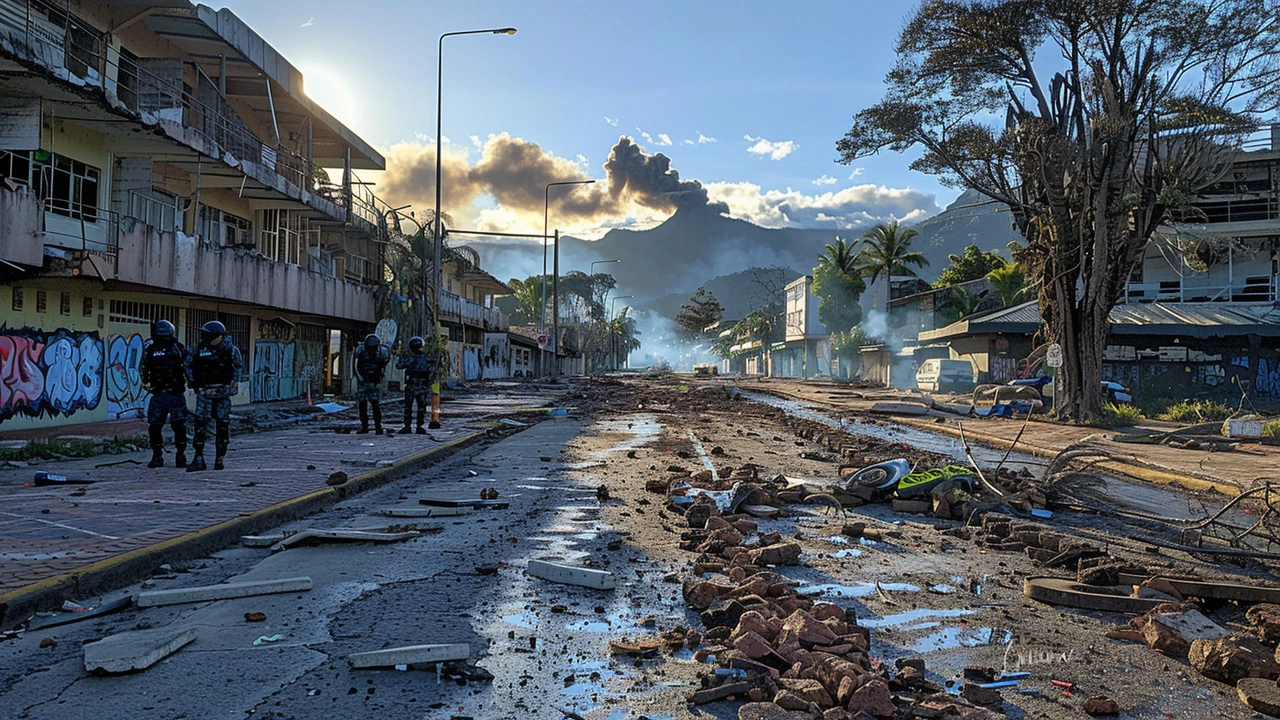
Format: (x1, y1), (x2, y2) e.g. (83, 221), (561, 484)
(0, 386), (565, 614)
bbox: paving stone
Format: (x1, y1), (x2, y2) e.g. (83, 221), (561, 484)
(83, 626), (198, 673)
(135, 576), (313, 607)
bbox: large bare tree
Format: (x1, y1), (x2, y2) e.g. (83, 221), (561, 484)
(837, 0), (1280, 420)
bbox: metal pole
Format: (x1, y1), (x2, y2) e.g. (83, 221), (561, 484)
(542, 184), (549, 378)
(552, 229), (560, 377)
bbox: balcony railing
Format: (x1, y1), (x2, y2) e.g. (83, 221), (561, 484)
(437, 290), (508, 330)
(1122, 276), (1278, 304)
(0, 0), (311, 191)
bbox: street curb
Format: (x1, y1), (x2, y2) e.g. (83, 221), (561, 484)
(745, 385), (1241, 498)
(0, 424), (513, 630)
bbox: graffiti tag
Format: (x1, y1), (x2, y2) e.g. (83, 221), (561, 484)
(106, 332), (148, 420)
(0, 326), (104, 423)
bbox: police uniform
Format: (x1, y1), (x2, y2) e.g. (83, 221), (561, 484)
(185, 329), (243, 471)
(396, 343), (438, 433)
(140, 326), (188, 468)
(353, 341), (389, 433)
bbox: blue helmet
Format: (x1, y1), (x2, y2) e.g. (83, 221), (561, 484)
(364, 333), (380, 349)
(408, 336), (425, 352)
(151, 319), (175, 341)
(200, 320), (227, 342)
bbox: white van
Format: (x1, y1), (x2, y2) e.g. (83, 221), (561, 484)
(916, 359), (975, 393)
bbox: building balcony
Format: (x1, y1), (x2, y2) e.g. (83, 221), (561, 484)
(1121, 277), (1278, 305)
(437, 291), (509, 332)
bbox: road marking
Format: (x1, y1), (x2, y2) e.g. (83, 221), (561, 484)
(0, 511), (121, 539)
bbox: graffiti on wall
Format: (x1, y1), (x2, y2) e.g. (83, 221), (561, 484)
(251, 340), (294, 402)
(990, 355), (1018, 384)
(1259, 357), (1280, 398)
(447, 342), (482, 381)
(106, 332), (148, 420)
(0, 326), (104, 423)
(483, 333), (510, 379)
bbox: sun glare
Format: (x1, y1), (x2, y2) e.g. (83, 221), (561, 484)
(299, 64), (358, 127)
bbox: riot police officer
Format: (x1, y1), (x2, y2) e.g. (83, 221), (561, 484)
(353, 333), (390, 434)
(140, 319), (188, 468)
(395, 336), (438, 434)
(184, 320), (243, 471)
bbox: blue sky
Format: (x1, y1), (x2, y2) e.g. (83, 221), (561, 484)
(219, 0), (954, 236)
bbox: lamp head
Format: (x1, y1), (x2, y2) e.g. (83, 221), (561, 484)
(495, 27), (517, 35)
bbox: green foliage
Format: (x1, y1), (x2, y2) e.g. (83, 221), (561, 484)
(558, 271), (615, 323)
(1262, 420), (1280, 439)
(0, 435), (150, 462)
(1157, 399), (1234, 423)
(675, 287), (725, 343)
(813, 239), (866, 333)
(506, 276), (548, 326)
(1099, 403), (1146, 428)
(831, 326), (872, 354)
(855, 222), (928, 283)
(933, 245), (1006, 288)
(711, 305), (781, 359)
(985, 263), (1026, 308)
(937, 287), (986, 323)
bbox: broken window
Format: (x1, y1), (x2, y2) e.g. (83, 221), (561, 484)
(9, 150), (101, 222)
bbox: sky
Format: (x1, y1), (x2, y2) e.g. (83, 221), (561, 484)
(218, 0), (956, 238)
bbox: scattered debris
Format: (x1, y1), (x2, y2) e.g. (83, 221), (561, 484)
(84, 626), (198, 673)
(244, 612), (267, 623)
(252, 634), (284, 646)
(326, 471), (349, 486)
(348, 643), (470, 668)
(271, 529), (420, 551)
(135, 577), (313, 607)
(26, 596), (132, 631)
(526, 560), (617, 590)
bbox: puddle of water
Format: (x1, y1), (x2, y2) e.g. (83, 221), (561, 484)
(590, 415), (663, 461)
(797, 582), (920, 598)
(929, 584), (956, 594)
(561, 660), (623, 697)
(906, 625), (1012, 653)
(833, 548), (864, 559)
(859, 607), (977, 629)
(501, 610), (537, 629)
(824, 536), (851, 545)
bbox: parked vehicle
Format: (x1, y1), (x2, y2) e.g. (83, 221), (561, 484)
(915, 359), (976, 393)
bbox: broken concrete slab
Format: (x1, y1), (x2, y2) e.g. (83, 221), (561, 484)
(1240, 677), (1280, 717)
(418, 496), (509, 509)
(527, 559), (617, 590)
(270, 529), (418, 551)
(382, 506), (474, 518)
(135, 577), (313, 607)
(241, 533), (285, 548)
(84, 626), (198, 673)
(348, 643), (470, 668)
(26, 596), (132, 631)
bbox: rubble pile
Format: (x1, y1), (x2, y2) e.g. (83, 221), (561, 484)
(667, 499), (994, 718)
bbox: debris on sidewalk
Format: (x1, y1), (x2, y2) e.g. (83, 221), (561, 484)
(348, 643), (470, 668)
(31, 471), (95, 486)
(84, 626), (198, 673)
(135, 576), (313, 607)
(26, 595), (133, 631)
(270, 529), (421, 551)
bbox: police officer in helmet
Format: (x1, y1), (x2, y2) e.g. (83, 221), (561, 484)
(395, 335), (438, 434)
(140, 319), (189, 468)
(353, 333), (390, 434)
(184, 320), (244, 471)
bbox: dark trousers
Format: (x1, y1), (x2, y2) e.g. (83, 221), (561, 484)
(403, 386), (430, 428)
(193, 393), (231, 457)
(147, 391), (188, 456)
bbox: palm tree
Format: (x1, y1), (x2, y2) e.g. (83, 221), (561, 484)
(817, 237), (859, 274)
(986, 263), (1027, 308)
(855, 221), (929, 284)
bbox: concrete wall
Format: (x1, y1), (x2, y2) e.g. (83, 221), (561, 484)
(1103, 335), (1280, 408)
(113, 219), (375, 323)
(0, 186), (44, 266)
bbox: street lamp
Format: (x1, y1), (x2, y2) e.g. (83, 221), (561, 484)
(433, 26), (515, 424)
(610, 295), (634, 370)
(543, 178), (595, 377)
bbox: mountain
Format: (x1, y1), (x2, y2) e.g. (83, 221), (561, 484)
(463, 192), (1020, 321)
(907, 189), (1021, 270)
(646, 267), (802, 321)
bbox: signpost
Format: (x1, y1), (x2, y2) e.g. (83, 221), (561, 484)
(1045, 343), (1063, 410)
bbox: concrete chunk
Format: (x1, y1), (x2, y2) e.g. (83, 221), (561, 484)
(84, 626), (197, 673)
(527, 559), (617, 590)
(348, 643), (470, 668)
(241, 533), (285, 548)
(271, 529), (418, 551)
(135, 577), (313, 607)
(382, 506), (474, 518)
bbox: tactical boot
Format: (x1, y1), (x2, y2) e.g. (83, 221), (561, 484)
(399, 426), (412, 434)
(175, 449), (187, 468)
(428, 420), (441, 430)
(214, 455), (225, 471)
(148, 450), (164, 469)
(416, 426), (428, 434)
(187, 454), (207, 472)
(357, 426), (370, 434)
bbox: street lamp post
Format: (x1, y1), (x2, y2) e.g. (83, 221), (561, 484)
(433, 26), (515, 426)
(542, 179), (595, 377)
(610, 295), (634, 370)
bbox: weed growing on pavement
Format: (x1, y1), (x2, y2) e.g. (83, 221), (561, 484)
(1263, 420), (1280, 440)
(1088, 402), (1145, 428)
(0, 438), (99, 461)
(1157, 399), (1234, 423)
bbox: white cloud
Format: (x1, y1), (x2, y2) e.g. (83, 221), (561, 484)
(657, 133), (673, 146)
(696, 131), (717, 144)
(812, 175), (837, 186)
(706, 181), (938, 230)
(848, 167), (865, 179)
(301, 17), (314, 27)
(470, 135), (483, 149)
(744, 135), (796, 160)
(575, 153), (590, 167)
(413, 131), (431, 143)
(604, 116), (618, 126)
(682, 139), (695, 145)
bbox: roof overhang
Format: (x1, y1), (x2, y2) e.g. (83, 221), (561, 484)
(143, 5), (384, 170)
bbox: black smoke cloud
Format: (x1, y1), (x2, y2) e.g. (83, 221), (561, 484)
(376, 135), (727, 233)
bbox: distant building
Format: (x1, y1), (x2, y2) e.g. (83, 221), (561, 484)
(772, 275), (829, 378)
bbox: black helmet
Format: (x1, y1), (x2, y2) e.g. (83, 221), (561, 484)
(408, 336), (425, 352)
(152, 319), (175, 341)
(364, 334), (380, 349)
(200, 320), (227, 341)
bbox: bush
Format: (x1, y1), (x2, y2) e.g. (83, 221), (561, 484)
(0, 438), (99, 462)
(1091, 402), (1146, 428)
(1157, 399), (1234, 423)
(1263, 420), (1280, 439)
